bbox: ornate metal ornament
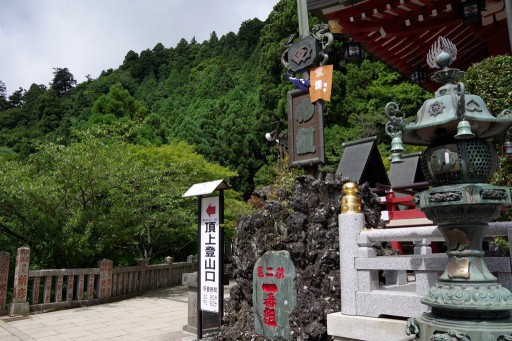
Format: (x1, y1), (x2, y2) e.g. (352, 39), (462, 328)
(421, 282), (512, 312)
(296, 127), (316, 155)
(341, 182), (362, 214)
(431, 331), (471, 341)
(287, 90), (325, 168)
(481, 189), (507, 200)
(427, 37), (457, 70)
(384, 36), (512, 339)
(447, 256), (470, 279)
(429, 101), (445, 117)
(428, 191), (462, 203)
(311, 24), (333, 66)
(465, 99), (482, 113)
(405, 317), (420, 336)
(281, 23), (333, 72)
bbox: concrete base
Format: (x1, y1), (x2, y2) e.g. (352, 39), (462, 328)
(8, 302), (30, 316)
(327, 313), (414, 341)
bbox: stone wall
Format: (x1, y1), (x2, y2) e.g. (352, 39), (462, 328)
(218, 173), (382, 340)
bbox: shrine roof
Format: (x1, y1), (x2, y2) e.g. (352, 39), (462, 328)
(307, 0), (511, 91)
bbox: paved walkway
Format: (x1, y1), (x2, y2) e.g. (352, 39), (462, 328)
(0, 286), (198, 341)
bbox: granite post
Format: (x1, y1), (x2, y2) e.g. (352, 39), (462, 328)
(98, 259), (113, 299)
(8, 247), (30, 316)
(182, 272), (219, 334)
(339, 183), (365, 315)
(0, 251), (9, 314)
(137, 259), (148, 292)
(165, 256), (173, 287)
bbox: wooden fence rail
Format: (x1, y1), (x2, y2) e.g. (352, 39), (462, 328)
(0, 248), (197, 316)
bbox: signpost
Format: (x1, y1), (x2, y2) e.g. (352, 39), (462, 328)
(199, 196), (220, 313)
(183, 179), (228, 339)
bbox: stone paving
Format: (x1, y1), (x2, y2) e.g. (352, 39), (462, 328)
(0, 286), (197, 341)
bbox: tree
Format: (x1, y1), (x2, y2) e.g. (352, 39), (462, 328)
(90, 83), (147, 123)
(50, 67), (76, 96)
(463, 55), (512, 220)
(0, 132), (237, 267)
(8, 87), (25, 108)
(0, 81), (8, 110)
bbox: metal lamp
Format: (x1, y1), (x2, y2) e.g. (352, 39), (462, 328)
(345, 42), (362, 62)
(386, 36), (512, 340)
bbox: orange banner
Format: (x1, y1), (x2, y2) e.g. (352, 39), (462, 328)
(309, 65), (333, 103)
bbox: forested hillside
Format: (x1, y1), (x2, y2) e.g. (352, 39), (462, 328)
(0, 0), (432, 267)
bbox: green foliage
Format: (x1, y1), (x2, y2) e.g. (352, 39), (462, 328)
(90, 83), (147, 123)
(0, 81), (8, 110)
(463, 54), (512, 114)
(50, 67), (77, 96)
(463, 55), (512, 221)
(0, 132), (236, 267)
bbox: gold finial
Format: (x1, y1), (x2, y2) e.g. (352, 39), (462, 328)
(341, 182), (362, 214)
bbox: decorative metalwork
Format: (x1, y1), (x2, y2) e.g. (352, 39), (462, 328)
(311, 23), (333, 66)
(447, 256), (470, 279)
(422, 282), (512, 311)
(465, 99), (482, 112)
(431, 331), (471, 341)
(427, 37), (458, 70)
(445, 229), (470, 251)
(385, 36), (512, 339)
(296, 127), (316, 155)
(341, 182), (362, 214)
(384, 102), (406, 138)
(295, 98), (315, 123)
(281, 23), (333, 71)
(428, 191), (462, 202)
(405, 317), (420, 336)
(498, 109), (512, 118)
(481, 189), (507, 200)
(428, 101), (445, 117)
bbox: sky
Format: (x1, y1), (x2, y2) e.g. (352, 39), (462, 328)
(0, 0), (278, 95)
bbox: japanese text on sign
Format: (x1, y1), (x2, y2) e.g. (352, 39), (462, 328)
(200, 196), (220, 313)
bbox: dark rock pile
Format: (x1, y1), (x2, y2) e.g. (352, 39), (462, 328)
(218, 173), (382, 340)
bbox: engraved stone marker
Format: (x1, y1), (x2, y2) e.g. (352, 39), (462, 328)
(253, 250), (297, 340)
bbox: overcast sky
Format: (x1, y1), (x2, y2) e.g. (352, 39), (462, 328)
(0, 0), (278, 95)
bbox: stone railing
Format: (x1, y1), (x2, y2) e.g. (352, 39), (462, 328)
(352, 222), (512, 318)
(330, 212), (512, 341)
(1, 247), (197, 316)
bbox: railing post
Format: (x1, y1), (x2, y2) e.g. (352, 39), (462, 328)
(137, 259), (148, 293)
(413, 238), (432, 255)
(8, 247), (30, 316)
(165, 256), (173, 287)
(0, 251), (9, 314)
(98, 259), (113, 300)
(339, 183), (367, 315)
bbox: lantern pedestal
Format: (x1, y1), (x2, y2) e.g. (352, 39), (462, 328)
(409, 313), (512, 340)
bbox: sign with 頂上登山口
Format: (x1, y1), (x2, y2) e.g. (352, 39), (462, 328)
(200, 196), (220, 313)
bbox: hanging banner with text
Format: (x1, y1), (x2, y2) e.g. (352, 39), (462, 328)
(309, 64), (333, 103)
(200, 196), (220, 313)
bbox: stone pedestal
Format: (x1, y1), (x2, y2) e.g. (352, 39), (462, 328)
(8, 302), (29, 316)
(182, 272), (220, 334)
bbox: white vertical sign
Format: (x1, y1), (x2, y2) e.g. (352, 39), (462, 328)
(200, 196), (220, 313)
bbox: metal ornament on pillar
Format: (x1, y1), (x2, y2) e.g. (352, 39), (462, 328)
(385, 36), (512, 340)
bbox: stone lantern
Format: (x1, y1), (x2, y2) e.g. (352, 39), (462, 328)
(385, 36), (512, 340)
